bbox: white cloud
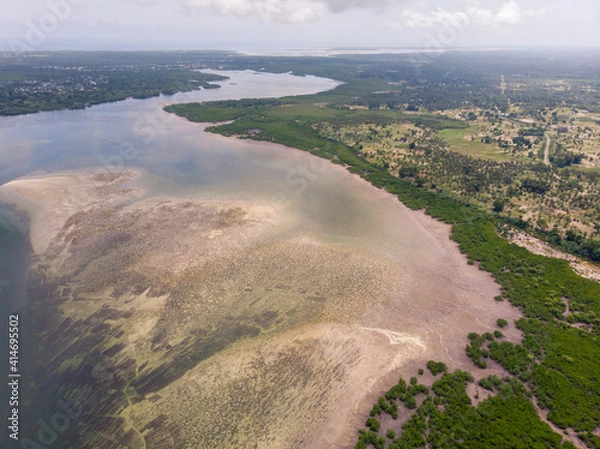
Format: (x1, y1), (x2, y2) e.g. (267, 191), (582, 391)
(401, 8), (470, 28)
(118, 0), (545, 26)
(182, 0), (324, 23)
(319, 0), (400, 13)
(494, 1), (523, 25)
(397, 1), (545, 29)
(179, 0), (406, 23)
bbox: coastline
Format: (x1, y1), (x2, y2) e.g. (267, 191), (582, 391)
(144, 127), (526, 447)
(0, 148), (525, 448)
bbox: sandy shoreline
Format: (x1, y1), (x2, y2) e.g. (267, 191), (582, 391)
(151, 129), (528, 445)
(506, 227), (600, 283)
(2, 136), (525, 448)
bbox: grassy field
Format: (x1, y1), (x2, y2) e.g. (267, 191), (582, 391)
(433, 127), (517, 161)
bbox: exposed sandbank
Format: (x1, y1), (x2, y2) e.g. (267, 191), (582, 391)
(1, 160), (523, 448)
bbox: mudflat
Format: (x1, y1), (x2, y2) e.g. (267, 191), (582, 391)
(0, 156), (521, 448)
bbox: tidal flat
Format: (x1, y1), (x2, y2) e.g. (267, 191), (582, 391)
(0, 140), (522, 448)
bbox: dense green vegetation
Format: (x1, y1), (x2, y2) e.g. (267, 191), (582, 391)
(198, 49), (600, 113)
(4, 48), (600, 117)
(356, 368), (577, 449)
(426, 360), (448, 376)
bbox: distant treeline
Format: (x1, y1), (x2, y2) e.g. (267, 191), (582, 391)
(0, 52), (227, 115)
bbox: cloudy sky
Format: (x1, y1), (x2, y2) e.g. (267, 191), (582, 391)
(1, 0), (598, 52)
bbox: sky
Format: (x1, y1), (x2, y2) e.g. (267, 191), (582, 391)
(0, 0), (599, 52)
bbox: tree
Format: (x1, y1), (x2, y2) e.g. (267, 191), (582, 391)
(493, 199), (506, 213)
